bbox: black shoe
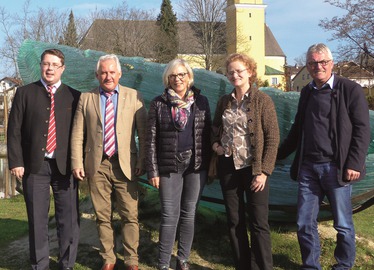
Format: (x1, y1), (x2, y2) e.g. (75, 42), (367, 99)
(176, 260), (190, 270)
(15, 179), (23, 195)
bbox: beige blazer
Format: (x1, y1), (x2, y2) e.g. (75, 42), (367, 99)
(71, 85), (147, 180)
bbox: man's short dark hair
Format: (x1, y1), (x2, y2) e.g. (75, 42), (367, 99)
(41, 49), (65, 66)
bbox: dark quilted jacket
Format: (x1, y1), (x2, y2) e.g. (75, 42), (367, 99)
(146, 86), (212, 179)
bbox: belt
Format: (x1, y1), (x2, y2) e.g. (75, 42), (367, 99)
(102, 153), (119, 161)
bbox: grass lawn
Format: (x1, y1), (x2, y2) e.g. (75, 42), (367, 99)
(0, 185), (373, 269)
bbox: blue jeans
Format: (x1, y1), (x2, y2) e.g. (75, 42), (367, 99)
(158, 158), (206, 268)
(297, 161), (355, 270)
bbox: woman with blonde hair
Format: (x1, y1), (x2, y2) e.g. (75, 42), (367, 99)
(146, 59), (211, 270)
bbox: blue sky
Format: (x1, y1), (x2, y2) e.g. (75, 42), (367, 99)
(1, 0), (346, 77)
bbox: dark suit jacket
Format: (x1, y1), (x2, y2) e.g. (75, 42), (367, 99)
(7, 80), (81, 175)
(277, 75), (370, 186)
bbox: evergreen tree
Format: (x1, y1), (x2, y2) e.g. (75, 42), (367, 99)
(63, 10), (78, 47)
(154, 0), (178, 63)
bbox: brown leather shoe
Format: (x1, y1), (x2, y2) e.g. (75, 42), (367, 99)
(101, 263), (116, 270)
(125, 266), (138, 270)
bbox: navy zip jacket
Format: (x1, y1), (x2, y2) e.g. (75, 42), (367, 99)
(277, 75), (370, 186)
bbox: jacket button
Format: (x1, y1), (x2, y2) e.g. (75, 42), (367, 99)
(41, 148), (45, 151)
(248, 119), (253, 123)
(250, 133), (254, 137)
(43, 134), (47, 137)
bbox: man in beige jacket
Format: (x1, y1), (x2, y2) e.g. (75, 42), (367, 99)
(71, 54), (147, 270)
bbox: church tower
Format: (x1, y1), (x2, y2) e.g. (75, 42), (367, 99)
(226, 0), (267, 80)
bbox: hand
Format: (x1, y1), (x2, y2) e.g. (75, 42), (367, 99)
(213, 143), (224, 156)
(250, 173), (267, 192)
(344, 168), (360, 182)
(10, 167), (24, 180)
(72, 168), (86, 181)
(135, 168), (145, 176)
(149, 177), (160, 189)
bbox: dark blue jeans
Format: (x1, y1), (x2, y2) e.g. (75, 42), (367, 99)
(297, 161), (355, 270)
(158, 156), (206, 268)
(219, 156), (273, 270)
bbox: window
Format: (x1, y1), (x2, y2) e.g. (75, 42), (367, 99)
(272, 77), (278, 85)
(249, 36), (252, 41)
(249, 13), (252, 18)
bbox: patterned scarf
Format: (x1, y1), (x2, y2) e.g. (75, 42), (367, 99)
(165, 88), (195, 131)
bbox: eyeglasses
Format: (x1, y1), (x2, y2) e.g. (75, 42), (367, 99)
(227, 68), (248, 77)
(307, 60), (332, 67)
(169, 72), (188, 80)
(41, 62), (63, 70)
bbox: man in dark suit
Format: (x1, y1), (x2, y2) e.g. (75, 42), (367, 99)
(278, 43), (370, 270)
(7, 49), (81, 270)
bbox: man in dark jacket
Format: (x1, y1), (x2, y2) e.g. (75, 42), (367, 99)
(7, 49), (80, 270)
(278, 43), (370, 270)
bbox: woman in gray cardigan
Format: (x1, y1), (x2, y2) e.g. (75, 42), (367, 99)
(211, 53), (279, 270)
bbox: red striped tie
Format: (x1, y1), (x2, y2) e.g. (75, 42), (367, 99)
(46, 85), (56, 153)
(104, 91), (116, 157)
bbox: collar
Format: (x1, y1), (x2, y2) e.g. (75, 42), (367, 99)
(41, 79), (61, 93)
(230, 86), (256, 101)
(100, 85), (119, 96)
(310, 74), (335, 90)
(230, 90), (250, 99)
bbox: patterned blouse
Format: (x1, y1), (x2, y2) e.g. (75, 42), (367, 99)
(221, 91), (253, 170)
(212, 86), (279, 176)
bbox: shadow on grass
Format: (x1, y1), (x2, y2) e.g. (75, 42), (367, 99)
(273, 254), (300, 270)
(0, 218), (29, 270)
(0, 218), (28, 247)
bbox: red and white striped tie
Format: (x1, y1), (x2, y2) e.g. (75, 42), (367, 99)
(46, 85), (57, 153)
(104, 91), (116, 157)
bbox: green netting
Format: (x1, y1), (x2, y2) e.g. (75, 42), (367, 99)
(17, 39), (230, 114)
(18, 40), (374, 222)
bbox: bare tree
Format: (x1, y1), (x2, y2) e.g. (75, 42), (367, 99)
(178, 0), (226, 70)
(319, 0), (374, 71)
(0, 0), (33, 78)
(0, 7), (20, 78)
(294, 53), (307, 66)
(0, 0), (157, 78)
(81, 1), (157, 58)
(27, 8), (69, 43)
(0, 0), (72, 78)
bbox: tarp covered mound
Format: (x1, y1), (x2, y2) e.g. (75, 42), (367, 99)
(17, 40), (374, 222)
